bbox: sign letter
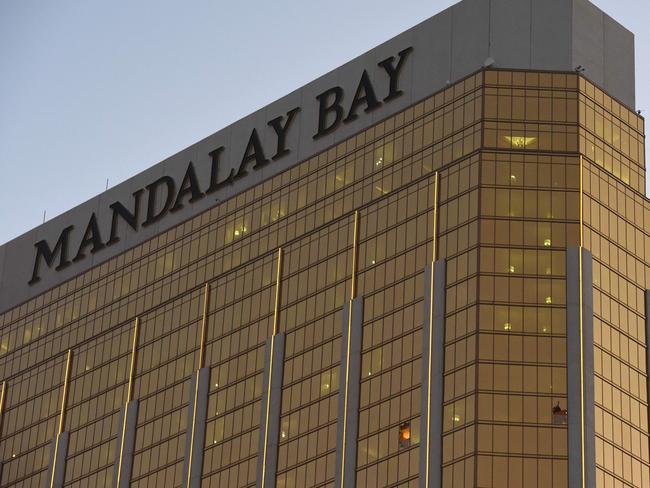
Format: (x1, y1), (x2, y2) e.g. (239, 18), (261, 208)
(236, 129), (269, 179)
(344, 70), (381, 122)
(107, 189), (143, 245)
(74, 213), (105, 262)
(378, 47), (413, 102)
(171, 162), (205, 212)
(314, 86), (344, 139)
(206, 146), (234, 194)
(29, 225), (74, 285)
(268, 107), (301, 160)
(143, 176), (176, 226)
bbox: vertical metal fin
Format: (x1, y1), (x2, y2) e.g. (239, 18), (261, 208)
(182, 368), (210, 488)
(334, 297), (363, 488)
(47, 350), (72, 488)
(567, 246), (595, 488)
(112, 400), (139, 488)
(419, 260), (446, 488)
(256, 333), (286, 488)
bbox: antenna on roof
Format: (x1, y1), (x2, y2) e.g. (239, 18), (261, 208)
(42, 210), (46, 224)
(105, 178), (109, 191)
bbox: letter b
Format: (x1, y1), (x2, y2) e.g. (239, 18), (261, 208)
(313, 86), (344, 139)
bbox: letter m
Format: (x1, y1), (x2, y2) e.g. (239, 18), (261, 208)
(29, 225), (74, 285)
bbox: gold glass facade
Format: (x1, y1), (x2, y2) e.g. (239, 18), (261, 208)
(473, 71), (580, 488)
(580, 78), (649, 487)
(0, 69), (646, 488)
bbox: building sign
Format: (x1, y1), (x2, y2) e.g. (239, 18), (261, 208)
(28, 47), (413, 285)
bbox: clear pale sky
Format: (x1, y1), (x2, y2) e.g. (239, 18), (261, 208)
(1, 0), (648, 245)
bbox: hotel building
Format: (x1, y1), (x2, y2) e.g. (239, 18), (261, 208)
(0, 1), (646, 487)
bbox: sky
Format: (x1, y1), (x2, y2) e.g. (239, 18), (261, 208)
(1, 0), (649, 245)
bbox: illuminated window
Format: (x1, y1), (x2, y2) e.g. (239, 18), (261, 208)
(226, 218), (250, 243)
(374, 184), (390, 195)
(269, 202), (285, 222)
(321, 369), (335, 394)
(398, 422), (411, 448)
(164, 250), (175, 273)
(365, 347), (382, 377)
(504, 136), (536, 148)
(374, 142), (394, 168)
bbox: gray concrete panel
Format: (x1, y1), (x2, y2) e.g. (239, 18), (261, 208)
(566, 247), (595, 487)
(603, 14), (635, 108)
(419, 260), (446, 488)
(581, 249), (595, 488)
(572, 0), (635, 107)
(0, 0), (636, 314)
(256, 337), (273, 488)
(256, 333), (286, 488)
(450, 0), (490, 81)
(410, 7), (452, 97)
(112, 400), (139, 488)
(531, 0), (573, 71)
(0, 246), (5, 298)
(573, 0), (605, 87)
(566, 246), (582, 488)
(419, 264), (433, 488)
(490, 0), (532, 68)
(45, 431), (69, 488)
(182, 367), (209, 488)
(334, 297), (363, 488)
